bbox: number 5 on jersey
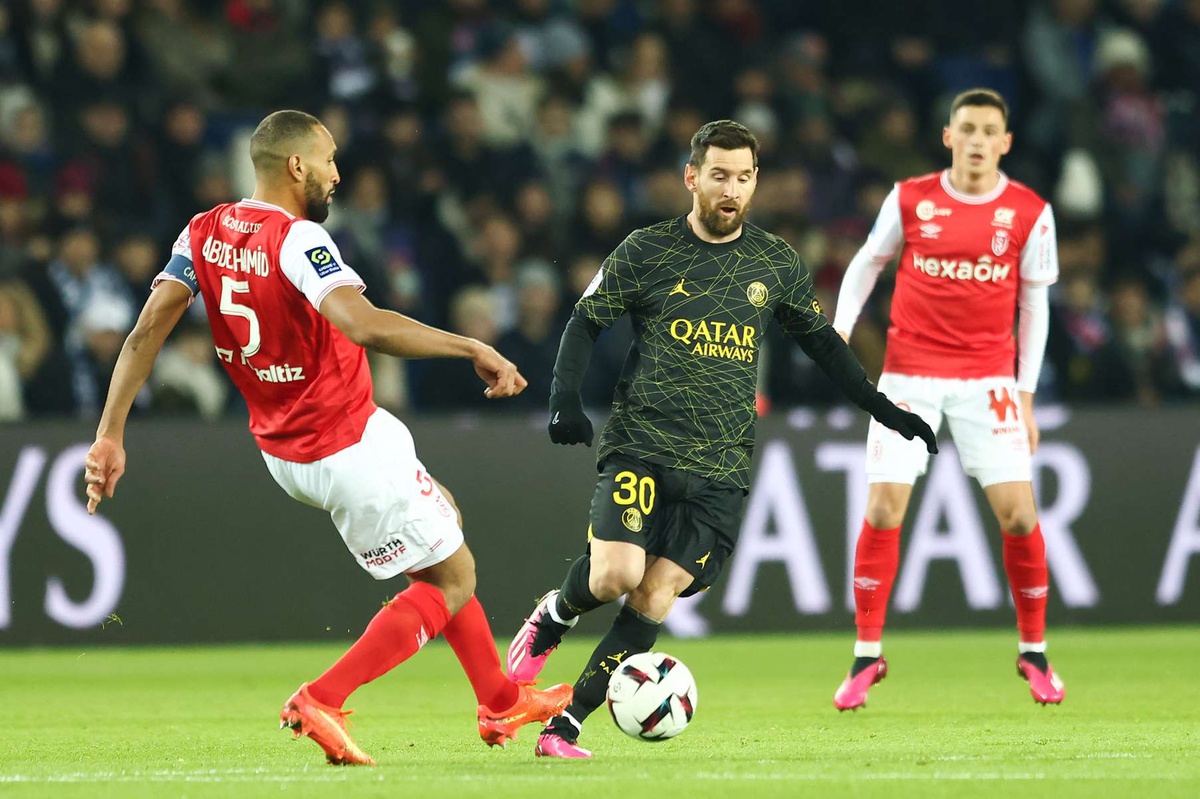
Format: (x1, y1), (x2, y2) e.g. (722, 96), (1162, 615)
(220, 275), (261, 358)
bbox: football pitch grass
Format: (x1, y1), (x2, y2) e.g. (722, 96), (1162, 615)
(3, 627), (1198, 798)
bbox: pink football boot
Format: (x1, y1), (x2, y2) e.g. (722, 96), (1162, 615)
(535, 730), (593, 759)
(507, 590), (573, 683)
(833, 656), (888, 711)
(1017, 655), (1065, 705)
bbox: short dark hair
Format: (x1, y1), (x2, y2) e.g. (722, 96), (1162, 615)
(688, 119), (759, 169)
(948, 88), (1009, 126)
(249, 110), (323, 171)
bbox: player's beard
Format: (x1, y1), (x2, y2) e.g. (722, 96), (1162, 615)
(304, 172), (332, 223)
(696, 192), (749, 238)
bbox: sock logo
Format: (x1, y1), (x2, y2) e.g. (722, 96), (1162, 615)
(854, 576), (883, 591)
(599, 650), (628, 674)
(415, 626), (430, 649)
(1019, 586), (1049, 599)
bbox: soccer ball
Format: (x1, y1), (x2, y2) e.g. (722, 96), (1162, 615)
(605, 651), (697, 740)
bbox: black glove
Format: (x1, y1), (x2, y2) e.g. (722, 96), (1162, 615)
(548, 391), (594, 446)
(864, 392), (938, 454)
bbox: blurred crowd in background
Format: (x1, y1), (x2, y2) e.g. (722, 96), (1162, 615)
(1, 0), (1200, 422)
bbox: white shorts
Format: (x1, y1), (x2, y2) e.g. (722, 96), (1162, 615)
(261, 408), (464, 579)
(866, 373), (1032, 488)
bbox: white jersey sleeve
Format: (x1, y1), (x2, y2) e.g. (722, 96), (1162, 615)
(833, 186), (904, 336)
(1016, 282), (1050, 393)
(278, 221), (365, 311)
(1019, 204), (1058, 286)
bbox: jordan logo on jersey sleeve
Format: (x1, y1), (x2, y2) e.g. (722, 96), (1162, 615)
(306, 245), (340, 278)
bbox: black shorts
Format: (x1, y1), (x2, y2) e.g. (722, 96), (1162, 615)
(587, 453), (745, 597)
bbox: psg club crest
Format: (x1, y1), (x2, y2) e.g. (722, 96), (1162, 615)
(991, 229), (1010, 257)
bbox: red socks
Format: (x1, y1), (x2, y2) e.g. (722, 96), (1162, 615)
(853, 521), (902, 642)
(1003, 524), (1048, 644)
(442, 596), (520, 711)
(308, 581), (451, 709)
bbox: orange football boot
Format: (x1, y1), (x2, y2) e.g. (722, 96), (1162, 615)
(280, 683), (376, 766)
(477, 682), (573, 747)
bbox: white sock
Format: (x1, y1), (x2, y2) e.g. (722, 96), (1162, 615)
(1018, 640), (1047, 654)
(546, 592), (579, 627)
(561, 710), (583, 732)
(854, 640), (883, 659)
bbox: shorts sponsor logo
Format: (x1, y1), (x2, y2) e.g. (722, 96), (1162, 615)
(361, 538), (407, 568)
(987, 388), (1018, 423)
(622, 507), (643, 533)
(747, 281), (769, 307)
(306, 245), (340, 278)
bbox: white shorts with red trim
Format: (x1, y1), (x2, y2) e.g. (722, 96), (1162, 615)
(261, 408), (463, 579)
(866, 373), (1032, 488)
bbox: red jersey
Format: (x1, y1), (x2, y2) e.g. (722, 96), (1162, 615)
(838, 171), (1058, 379)
(156, 199), (376, 462)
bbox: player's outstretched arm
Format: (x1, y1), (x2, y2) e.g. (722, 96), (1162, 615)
(318, 285), (527, 398)
(86, 280), (192, 514)
(793, 325), (938, 454)
(546, 310), (602, 446)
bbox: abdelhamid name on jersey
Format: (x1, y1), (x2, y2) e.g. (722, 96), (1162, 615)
(578, 216), (826, 490)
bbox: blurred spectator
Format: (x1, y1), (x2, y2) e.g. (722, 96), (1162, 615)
(856, 98), (937, 183)
(312, 2), (377, 110)
(151, 317), (230, 419)
(495, 262), (562, 409)
(413, 284), (500, 411)
(0, 278), (51, 421)
(366, 5), (417, 103)
(72, 289), (137, 414)
(573, 177), (628, 256)
(577, 31), (671, 148)
(1022, 0), (1113, 160)
(155, 99), (210, 224)
(136, 0), (232, 107)
(1165, 253), (1200, 395)
(1107, 273), (1181, 404)
(530, 92), (592, 216)
(53, 19), (146, 124)
(221, 0), (308, 110)
(454, 22), (544, 147)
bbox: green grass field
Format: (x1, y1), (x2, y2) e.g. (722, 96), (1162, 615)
(3, 627), (1198, 798)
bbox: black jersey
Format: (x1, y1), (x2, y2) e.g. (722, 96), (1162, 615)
(577, 216), (828, 489)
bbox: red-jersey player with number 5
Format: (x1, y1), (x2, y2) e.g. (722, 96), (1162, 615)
(831, 89), (1065, 709)
(82, 110), (571, 765)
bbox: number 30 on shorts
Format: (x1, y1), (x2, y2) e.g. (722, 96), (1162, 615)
(612, 471), (656, 514)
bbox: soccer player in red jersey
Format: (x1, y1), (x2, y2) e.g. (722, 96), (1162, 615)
(82, 110), (571, 765)
(831, 89), (1065, 709)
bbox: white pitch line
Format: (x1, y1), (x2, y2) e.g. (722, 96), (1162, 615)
(0, 769), (1189, 784)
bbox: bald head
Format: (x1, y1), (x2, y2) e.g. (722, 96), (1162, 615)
(249, 110), (325, 174)
(248, 109), (340, 222)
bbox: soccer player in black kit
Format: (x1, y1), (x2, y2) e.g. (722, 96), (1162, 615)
(506, 120), (938, 758)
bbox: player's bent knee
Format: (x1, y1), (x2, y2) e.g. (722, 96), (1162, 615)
(589, 562), (643, 602)
(998, 511), (1038, 536)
